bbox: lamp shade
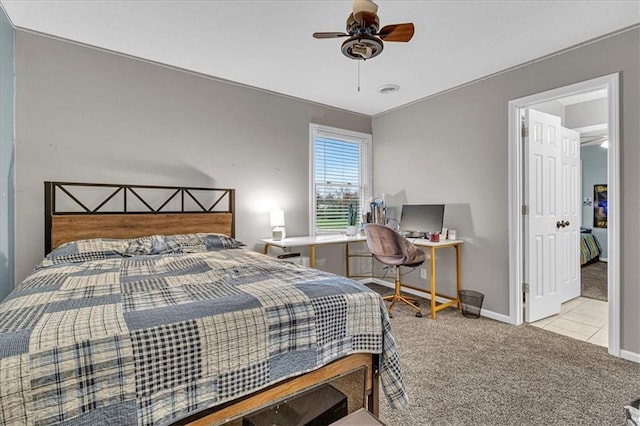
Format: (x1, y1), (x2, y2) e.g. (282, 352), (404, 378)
(270, 209), (285, 227)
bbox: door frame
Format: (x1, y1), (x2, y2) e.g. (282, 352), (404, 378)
(507, 73), (620, 357)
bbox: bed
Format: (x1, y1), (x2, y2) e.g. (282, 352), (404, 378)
(0, 182), (407, 425)
(580, 231), (602, 265)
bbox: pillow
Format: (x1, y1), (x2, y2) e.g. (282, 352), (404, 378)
(165, 233), (243, 253)
(121, 235), (183, 256)
(37, 238), (129, 268)
(580, 227), (592, 233)
(123, 233), (243, 256)
(36, 233), (244, 268)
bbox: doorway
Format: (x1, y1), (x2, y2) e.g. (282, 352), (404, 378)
(507, 74), (620, 357)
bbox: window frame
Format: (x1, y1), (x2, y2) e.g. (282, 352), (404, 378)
(309, 123), (372, 235)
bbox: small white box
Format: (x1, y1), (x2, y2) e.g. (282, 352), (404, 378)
(285, 256), (310, 267)
(624, 401), (640, 425)
(270, 255), (310, 267)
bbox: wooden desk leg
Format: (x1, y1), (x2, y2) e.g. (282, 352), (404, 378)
(455, 244), (461, 309)
(345, 242), (350, 277)
(310, 245), (316, 268)
(430, 246), (437, 319)
(262, 243), (270, 255)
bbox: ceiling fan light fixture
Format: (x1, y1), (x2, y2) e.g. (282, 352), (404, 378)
(378, 84), (400, 94)
(314, 0), (413, 60)
(341, 35), (383, 60)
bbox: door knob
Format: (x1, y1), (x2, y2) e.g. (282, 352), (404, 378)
(564, 221), (570, 227)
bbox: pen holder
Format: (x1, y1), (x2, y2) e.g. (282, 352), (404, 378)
(370, 204), (386, 224)
(428, 233), (440, 242)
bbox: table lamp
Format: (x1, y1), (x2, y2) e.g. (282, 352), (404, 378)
(270, 209), (286, 241)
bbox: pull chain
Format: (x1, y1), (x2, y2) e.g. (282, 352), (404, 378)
(357, 60), (361, 92)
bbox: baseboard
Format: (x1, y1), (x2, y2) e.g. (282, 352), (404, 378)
(362, 278), (510, 323)
(620, 349), (640, 364)
(479, 308), (511, 323)
(364, 279), (453, 305)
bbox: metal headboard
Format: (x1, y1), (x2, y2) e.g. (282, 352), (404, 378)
(44, 181), (235, 253)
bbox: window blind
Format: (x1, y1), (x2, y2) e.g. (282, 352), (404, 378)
(310, 125), (372, 234)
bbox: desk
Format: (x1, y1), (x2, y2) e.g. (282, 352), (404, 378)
(261, 235), (463, 319)
(410, 238), (463, 319)
(261, 234), (366, 275)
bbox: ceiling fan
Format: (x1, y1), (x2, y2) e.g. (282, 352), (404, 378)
(313, 0), (415, 60)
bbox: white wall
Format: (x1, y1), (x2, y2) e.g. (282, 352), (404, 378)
(0, 7), (14, 302)
(14, 31), (371, 283)
(372, 27), (640, 353)
(566, 97), (608, 129)
(581, 145), (608, 258)
(567, 98), (609, 259)
(531, 100), (565, 120)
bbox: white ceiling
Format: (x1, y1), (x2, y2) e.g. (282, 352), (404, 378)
(1, 1), (639, 116)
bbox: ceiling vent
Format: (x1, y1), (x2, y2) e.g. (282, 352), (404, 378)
(378, 84), (400, 94)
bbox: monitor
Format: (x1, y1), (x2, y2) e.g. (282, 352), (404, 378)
(399, 204), (445, 238)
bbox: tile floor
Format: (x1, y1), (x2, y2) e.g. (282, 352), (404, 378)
(531, 297), (608, 347)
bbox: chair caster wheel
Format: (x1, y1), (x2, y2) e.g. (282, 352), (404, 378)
(415, 312), (423, 318)
(413, 302), (420, 307)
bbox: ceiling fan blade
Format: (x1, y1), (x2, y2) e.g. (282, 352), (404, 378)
(378, 23), (415, 42)
(313, 32), (349, 39)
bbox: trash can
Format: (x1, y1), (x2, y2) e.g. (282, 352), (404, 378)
(624, 398), (640, 425)
(459, 290), (484, 318)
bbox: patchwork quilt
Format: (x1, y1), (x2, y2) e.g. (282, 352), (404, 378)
(0, 234), (407, 425)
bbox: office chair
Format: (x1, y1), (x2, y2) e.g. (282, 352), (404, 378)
(364, 223), (426, 317)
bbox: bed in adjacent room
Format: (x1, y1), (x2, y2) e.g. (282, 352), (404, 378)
(580, 230), (602, 266)
(0, 182), (406, 425)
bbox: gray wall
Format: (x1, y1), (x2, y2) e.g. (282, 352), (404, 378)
(581, 145), (608, 259)
(14, 31), (371, 283)
(372, 27), (640, 353)
(0, 8), (14, 302)
(11, 25), (640, 355)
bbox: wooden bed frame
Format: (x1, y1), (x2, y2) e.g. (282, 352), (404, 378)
(183, 353), (378, 425)
(43, 181), (380, 424)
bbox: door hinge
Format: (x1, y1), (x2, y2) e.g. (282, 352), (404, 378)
(523, 283), (529, 294)
(522, 205), (529, 215)
(521, 124), (529, 138)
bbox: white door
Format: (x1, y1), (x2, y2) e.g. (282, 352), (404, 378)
(559, 127), (581, 302)
(524, 109), (562, 322)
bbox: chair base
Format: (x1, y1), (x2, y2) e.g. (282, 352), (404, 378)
(382, 266), (423, 317)
(383, 294), (423, 317)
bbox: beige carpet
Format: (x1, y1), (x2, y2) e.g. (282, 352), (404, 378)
(368, 284), (639, 426)
(581, 261), (608, 302)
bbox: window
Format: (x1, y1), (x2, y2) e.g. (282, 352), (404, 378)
(310, 124), (372, 235)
